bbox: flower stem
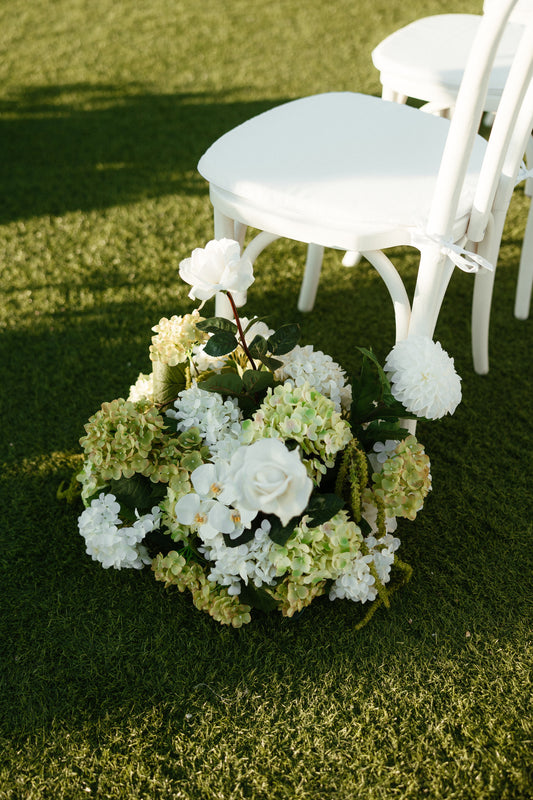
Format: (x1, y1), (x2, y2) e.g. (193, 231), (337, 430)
(226, 291), (257, 370)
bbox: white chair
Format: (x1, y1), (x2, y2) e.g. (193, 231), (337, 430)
(197, 0), (533, 374)
(372, 0), (533, 323)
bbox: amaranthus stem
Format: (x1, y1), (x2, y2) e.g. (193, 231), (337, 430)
(226, 291), (257, 370)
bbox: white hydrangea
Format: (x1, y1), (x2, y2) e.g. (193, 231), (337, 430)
(274, 344), (352, 412)
(166, 384), (242, 449)
(78, 493), (159, 569)
(365, 533), (401, 585)
(384, 336), (462, 419)
(329, 551), (376, 603)
(201, 520), (278, 596)
(127, 372), (154, 404)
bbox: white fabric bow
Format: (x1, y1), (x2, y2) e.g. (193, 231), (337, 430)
(411, 229), (494, 274)
(516, 161), (533, 185)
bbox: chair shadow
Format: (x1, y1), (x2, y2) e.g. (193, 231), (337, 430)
(0, 83), (290, 223)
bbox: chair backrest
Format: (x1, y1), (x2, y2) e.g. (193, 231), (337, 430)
(426, 0), (533, 244)
(484, 0), (533, 25)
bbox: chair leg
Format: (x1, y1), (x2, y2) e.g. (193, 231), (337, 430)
(298, 244), (324, 312)
(213, 208), (240, 318)
(515, 196), (533, 319)
(342, 251), (362, 267)
(472, 268), (496, 375)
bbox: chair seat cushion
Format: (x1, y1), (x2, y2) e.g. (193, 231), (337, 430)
(198, 92), (487, 252)
(371, 14), (525, 107)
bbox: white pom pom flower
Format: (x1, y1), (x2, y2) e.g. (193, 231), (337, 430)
(384, 336), (462, 419)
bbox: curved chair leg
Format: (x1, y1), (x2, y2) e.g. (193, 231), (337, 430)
(514, 196), (533, 319)
(298, 244), (325, 312)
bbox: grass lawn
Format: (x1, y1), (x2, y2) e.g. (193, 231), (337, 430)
(1, 1), (532, 798)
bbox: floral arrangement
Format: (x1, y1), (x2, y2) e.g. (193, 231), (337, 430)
(72, 239), (462, 628)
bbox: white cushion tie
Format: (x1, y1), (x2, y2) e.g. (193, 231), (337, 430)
(411, 229), (494, 274)
(516, 161), (533, 185)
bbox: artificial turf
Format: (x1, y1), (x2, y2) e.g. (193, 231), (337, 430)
(1, 1), (532, 798)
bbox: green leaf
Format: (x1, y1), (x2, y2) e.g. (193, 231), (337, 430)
(107, 474), (166, 516)
(268, 515), (299, 546)
(248, 334), (268, 359)
(203, 330), (239, 357)
(152, 360), (188, 407)
(306, 493), (345, 527)
(350, 346), (394, 424)
(242, 369), (275, 395)
(258, 354), (283, 371)
(242, 316), (270, 334)
(223, 528), (256, 548)
(198, 371), (243, 396)
(267, 323), (300, 355)
(196, 317), (238, 334)
(359, 421), (413, 449)
(239, 582), (279, 613)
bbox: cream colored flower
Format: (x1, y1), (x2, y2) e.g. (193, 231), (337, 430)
(384, 336), (461, 419)
(179, 238), (254, 306)
(225, 439), (313, 526)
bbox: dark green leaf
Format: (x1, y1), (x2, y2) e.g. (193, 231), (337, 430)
(198, 371), (243, 396)
(248, 334), (268, 359)
(267, 323), (300, 355)
(223, 528), (256, 548)
(152, 360), (188, 407)
(239, 582), (279, 613)
(258, 354), (283, 371)
(268, 515), (299, 546)
(196, 317), (238, 334)
(362, 420), (405, 443)
(107, 474), (167, 516)
(203, 330), (239, 357)
(306, 493), (345, 527)
(242, 369), (275, 394)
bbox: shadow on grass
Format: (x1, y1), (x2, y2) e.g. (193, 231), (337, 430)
(0, 83), (289, 223)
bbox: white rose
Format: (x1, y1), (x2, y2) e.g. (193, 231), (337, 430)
(226, 439), (313, 527)
(179, 238), (254, 306)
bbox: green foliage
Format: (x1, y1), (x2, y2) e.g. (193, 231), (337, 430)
(152, 359), (188, 407)
(350, 346), (414, 448)
(106, 474), (167, 518)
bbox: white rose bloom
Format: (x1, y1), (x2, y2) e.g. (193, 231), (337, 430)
(179, 238), (254, 306)
(384, 336), (462, 419)
(78, 493), (158, 570)
(224, 439), (313, 527)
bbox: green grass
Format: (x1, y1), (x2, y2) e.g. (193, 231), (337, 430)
(1, 0), (532, 798)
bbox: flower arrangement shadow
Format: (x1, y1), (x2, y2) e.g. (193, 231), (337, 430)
(69, 239), (462, 628)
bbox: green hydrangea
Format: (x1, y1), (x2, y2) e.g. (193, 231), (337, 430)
(372, 435), (432, 520)
(152, 551), (252, 627)
(149, 310), (208, 366)
(240, 381), (352, 484)
(267, 575), (326, 617)
(269, 510), (364, 585)
(79, 399), (207, 494)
